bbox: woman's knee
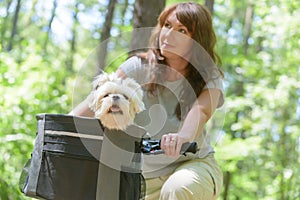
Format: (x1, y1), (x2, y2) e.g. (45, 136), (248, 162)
(159, 168), (216, 200)
(160, 178), (194, 199)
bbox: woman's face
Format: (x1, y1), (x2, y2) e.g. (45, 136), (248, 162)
(159, 10), (193, 60)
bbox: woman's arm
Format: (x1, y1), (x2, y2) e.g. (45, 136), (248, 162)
(161, 88), (221, 157)
(68, 93), (94, 117)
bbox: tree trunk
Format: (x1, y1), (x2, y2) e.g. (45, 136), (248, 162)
(121, 0), (129, 26)
(205, 0), (215, 15)
(66, 1), (80, 73)
(97, 0), (117, 74)
(223, 171), (231, 200)
(243, 3), (254, 55)
(43, 0), (57, 54)
(129, 0), (166, 54)
(0, 0), (13, 48)
(255, 36), (264, 53)
(7, 0), (21, 51)
(24, 0), (39, 28)
(115, 0), (130, 47)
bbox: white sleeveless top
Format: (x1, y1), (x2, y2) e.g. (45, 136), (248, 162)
(119, 56), (224, 178)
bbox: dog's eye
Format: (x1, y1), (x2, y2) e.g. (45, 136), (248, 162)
(123, 95), (129, 100)
(104, 93), (110, 98)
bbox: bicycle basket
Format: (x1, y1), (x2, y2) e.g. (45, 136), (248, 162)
(19, 114), (146, 200)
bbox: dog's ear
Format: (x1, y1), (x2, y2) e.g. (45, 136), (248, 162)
(133, 87), (145, 114)
(129, 97), (145, 120)
(130, 85), (145, 114)
(92, 72), (110, 90)
(122, 77), (145, 114)
(134, 98), (145, 113)
(88, 90), (100, 113)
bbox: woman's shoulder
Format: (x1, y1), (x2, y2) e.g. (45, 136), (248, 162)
(118, 55), (149, 84)
(119, 55), (142, 71)
(203, 68), (225, 108)
(125, 55), (143, 65)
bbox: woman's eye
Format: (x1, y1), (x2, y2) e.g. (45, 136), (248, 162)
(164, 23), (171, 29)
(179, 29), (187, 34)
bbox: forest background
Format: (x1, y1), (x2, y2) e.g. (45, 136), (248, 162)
(1, 0), (299, 199)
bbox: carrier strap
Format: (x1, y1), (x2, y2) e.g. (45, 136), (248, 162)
(24, 114), (45, 196)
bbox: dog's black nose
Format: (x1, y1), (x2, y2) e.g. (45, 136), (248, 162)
(112, 95), (120, 101)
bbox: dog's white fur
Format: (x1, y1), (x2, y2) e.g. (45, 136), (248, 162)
(89, 72), (145, 130)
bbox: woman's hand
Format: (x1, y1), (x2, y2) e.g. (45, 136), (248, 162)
(160, 133), (188, 157)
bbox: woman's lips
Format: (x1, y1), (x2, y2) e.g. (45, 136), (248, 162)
(161, 42), (175, 49)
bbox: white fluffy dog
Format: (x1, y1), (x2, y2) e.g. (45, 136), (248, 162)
(89, 72), (145, 130)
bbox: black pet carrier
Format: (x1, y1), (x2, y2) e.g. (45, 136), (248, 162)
(19, 114), (146, 200)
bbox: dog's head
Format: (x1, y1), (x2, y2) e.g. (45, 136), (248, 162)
(89, 72), (145, 130)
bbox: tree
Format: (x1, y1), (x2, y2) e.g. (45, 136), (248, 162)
(97, 0), (117, 73)
(42, 0), (58, 54)
(66, 1), (80, 73)
(7, 0), (21, 51)
(205, 0), (214, 14)
(243, 3), (254, 54)
(130, 0), (166, 53)
(214, 0), (300, 199)
(0, 0), (13, 48)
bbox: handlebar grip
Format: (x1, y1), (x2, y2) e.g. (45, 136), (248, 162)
(141, 139), (198, 155)
(180, 142), (198, 154)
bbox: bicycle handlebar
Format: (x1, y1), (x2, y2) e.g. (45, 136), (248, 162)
(141, 139), (198, 155)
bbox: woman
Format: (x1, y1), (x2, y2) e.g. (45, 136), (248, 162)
(72, 2), (224, 200)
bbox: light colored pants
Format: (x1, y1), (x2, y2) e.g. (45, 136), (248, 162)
(145, 154), (223, 200)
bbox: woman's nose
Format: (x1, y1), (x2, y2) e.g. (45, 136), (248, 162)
(165, 28), (174, 36)
(164, 28), (176, 40)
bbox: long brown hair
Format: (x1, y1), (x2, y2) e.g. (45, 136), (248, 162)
(140, 2), (223, 120)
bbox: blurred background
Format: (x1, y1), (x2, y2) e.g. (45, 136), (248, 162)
(0, 0), (299, 199)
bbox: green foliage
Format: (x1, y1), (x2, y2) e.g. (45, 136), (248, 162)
(0, 46), (72, 199)
(0, 0), (299, 199)
(214, 0), (300, 199)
